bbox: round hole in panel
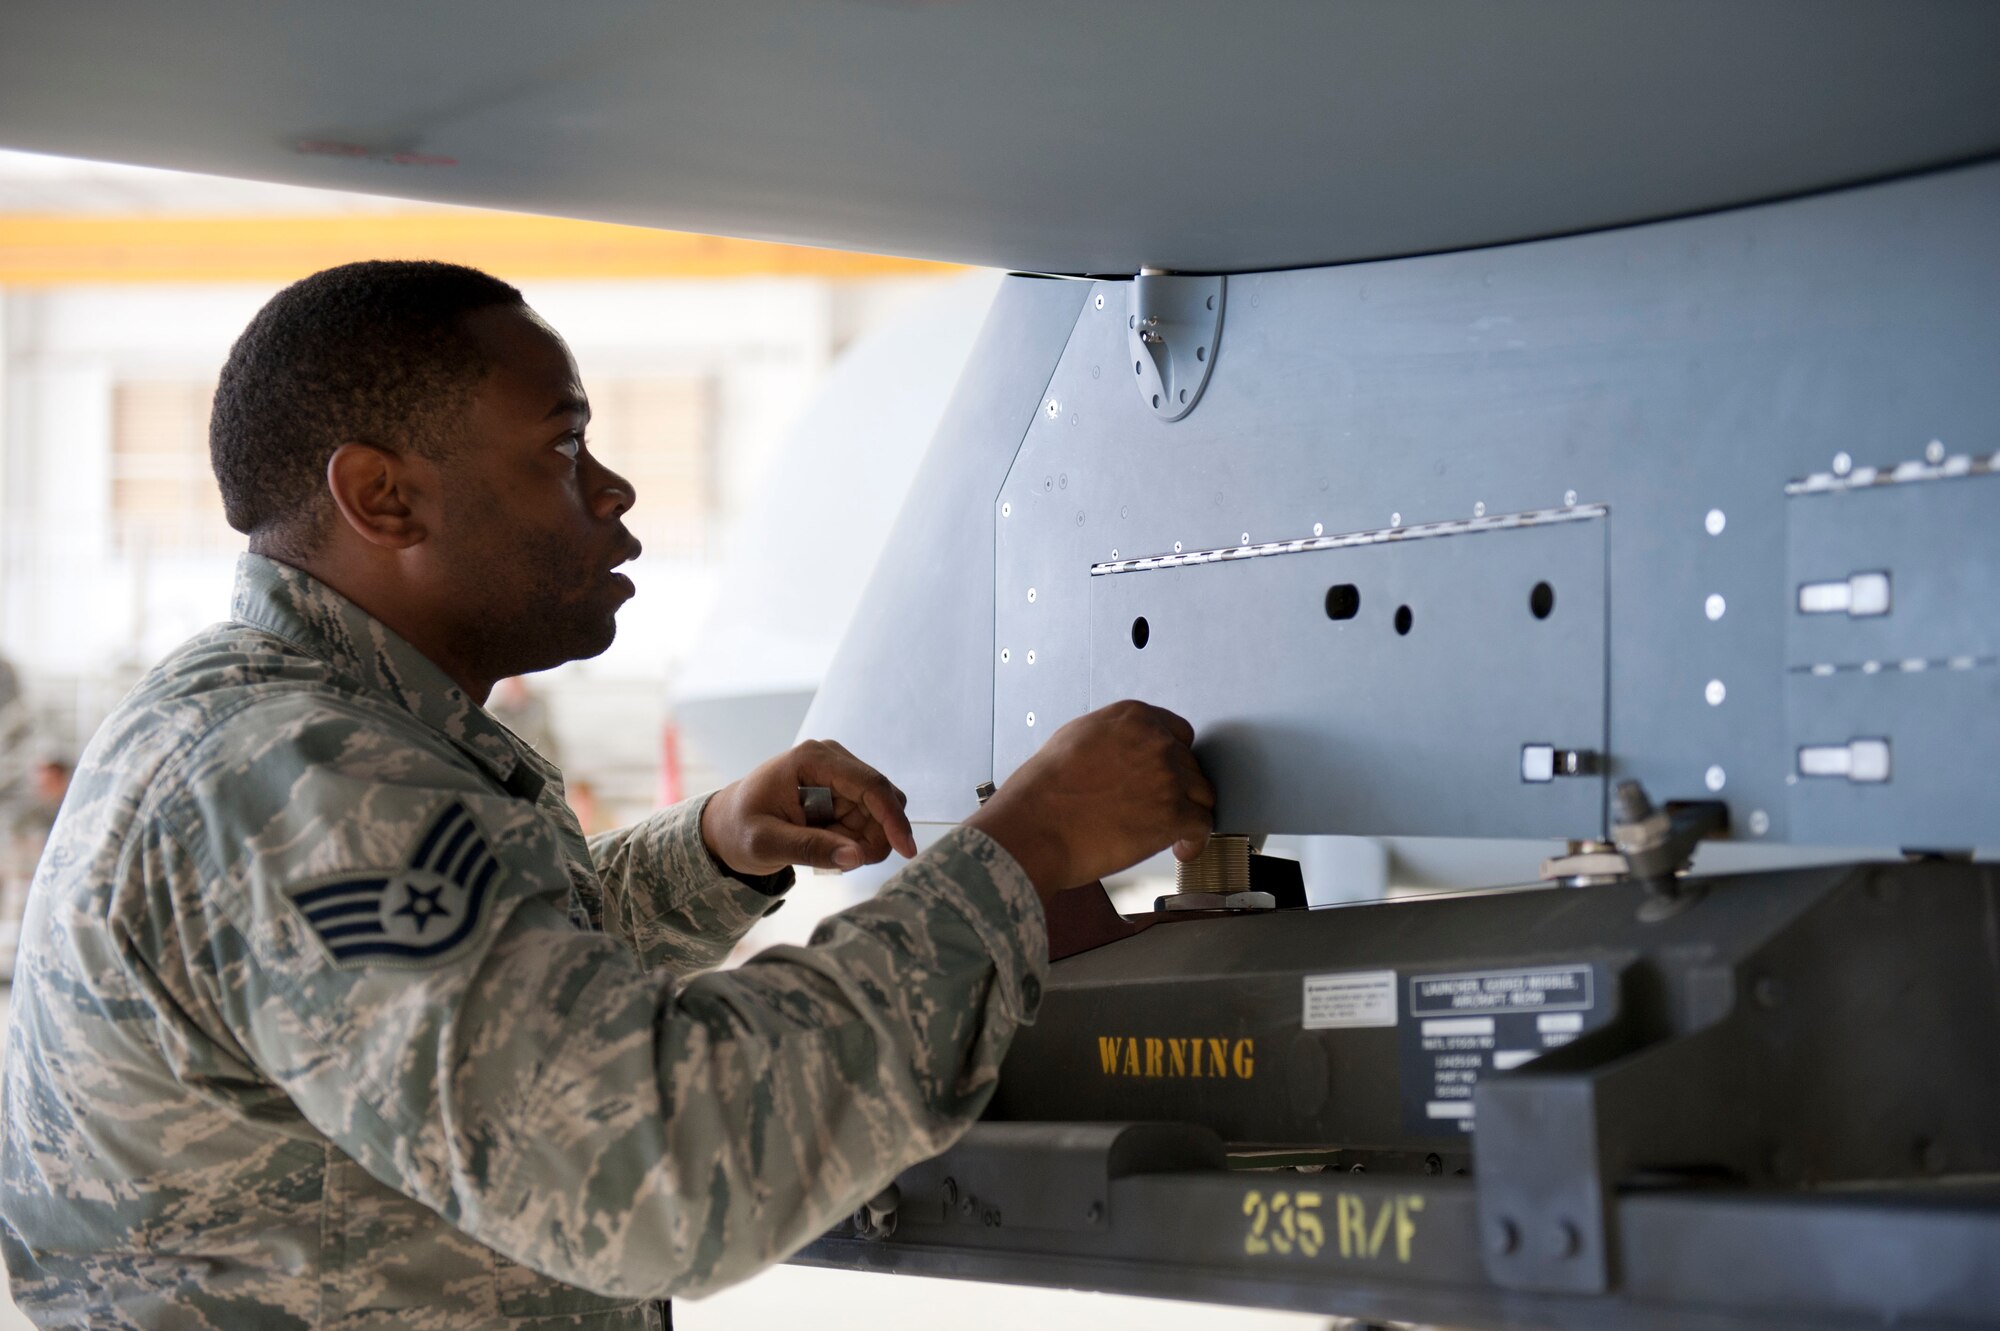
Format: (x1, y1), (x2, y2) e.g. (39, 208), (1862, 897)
(1394, 605), (1414, 636)
(1530, 582), (1555, 619)
(1131, 617), (1150, 649)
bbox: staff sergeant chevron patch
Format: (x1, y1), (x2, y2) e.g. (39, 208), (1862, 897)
(286, 802), (503, 967)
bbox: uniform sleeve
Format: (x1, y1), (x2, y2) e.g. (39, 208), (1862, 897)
(584, 795), (785, 973)
(167, 698), (1047, 1300)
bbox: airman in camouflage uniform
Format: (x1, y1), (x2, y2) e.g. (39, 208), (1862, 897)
(0, 261), (1212, 1329)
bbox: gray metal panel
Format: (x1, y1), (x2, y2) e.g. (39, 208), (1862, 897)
(800, 276), (1086, 824)
(988, 162), (2000, 845)
(1081, 517), (1607, 837)
(1785, 666), (2000, 847)
(1785, 471), (2000, 668)
(4, 2), (2000, 274)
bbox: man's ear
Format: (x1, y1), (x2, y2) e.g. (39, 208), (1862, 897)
(326, 443), (428, 549)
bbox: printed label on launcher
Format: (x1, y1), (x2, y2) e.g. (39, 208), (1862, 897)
(1397, 964), (1600, 1134)
(1097, 1035), (1254, 1079)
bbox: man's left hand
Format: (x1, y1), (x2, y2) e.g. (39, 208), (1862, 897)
(702, 739), (919, 876)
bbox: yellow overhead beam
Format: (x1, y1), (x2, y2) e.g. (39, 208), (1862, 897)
(0, 211), (960, 285)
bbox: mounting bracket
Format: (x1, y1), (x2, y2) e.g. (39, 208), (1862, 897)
(1127, 272), (1224, 422)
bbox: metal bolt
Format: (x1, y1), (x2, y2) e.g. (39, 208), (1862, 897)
(1753, 975), (1785, 1009)
(1084, 1201), (1104, 1224)
(1564, 489), (1578, 507)
(1473, 500), (1486, 517)
(1026, 587), (1037, 602)
(942, 1177), (960, 1208)
(1173, 541), (1183, 553)
(1110, 548), (1119, 557)
(1488, 1217), (1520, 1256)
(1026, 650), (1036, 665)
(959, 1193), (977, 1219)
(1045, 399), (1060, 418)
(1001, 502), (1011, 518)
(1705, 679), (1726, 706)
(1551, 1221), (1582, 1259)
(1833, 451), (1853, 476)
(1025, 712), (1035, 727)
(1000, 648), (1010, 663)
(1705, 593), (1726, 621)
(1390, 512), (1402, 528)
(1705, 764), (1727, 792)
(1240, 532), (1250, 545)
(1926, 439), (1946, 465)
(1749, 809), (1770, 836)
(1094, 294), (1105, 310)
(1705, 508), (1726, 536)
(1312, 522), (1324, 537)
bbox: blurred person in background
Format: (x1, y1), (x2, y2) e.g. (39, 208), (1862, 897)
(0, 259), (1212, 1328)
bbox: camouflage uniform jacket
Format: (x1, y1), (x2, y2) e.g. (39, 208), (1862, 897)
(0, 555), (1047, 1329)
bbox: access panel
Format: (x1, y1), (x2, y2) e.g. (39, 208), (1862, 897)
(1085, 511), (1607, 838)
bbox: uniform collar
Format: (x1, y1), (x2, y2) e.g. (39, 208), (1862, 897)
(230, 554), (543, 800)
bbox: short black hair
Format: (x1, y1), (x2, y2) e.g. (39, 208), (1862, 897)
(210, 260), (525, 558)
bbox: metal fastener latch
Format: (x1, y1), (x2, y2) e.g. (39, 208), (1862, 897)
(1127, 271), (1224, 422)
(1521, 745), (1599, 783)
(1797, 738), (1891, 783)
(1797, 571), (1891, 616)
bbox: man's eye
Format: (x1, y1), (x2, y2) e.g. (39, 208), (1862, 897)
(555, 434), (583, 460)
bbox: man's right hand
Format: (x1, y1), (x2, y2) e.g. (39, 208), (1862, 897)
(964, 700), (1214, 903)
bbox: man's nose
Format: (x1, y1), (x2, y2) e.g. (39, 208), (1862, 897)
(591, 461), (636, 521)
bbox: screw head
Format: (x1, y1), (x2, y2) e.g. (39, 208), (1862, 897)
(1564, 489), (1579, 507)
(1312, 522), (1324, 537)
(1173, 541), (1183, 553)
(1705, 764), (1727, 792)
(1926, 439), (1946, 464)
(1084, 1201), (1104, 1224)
(1000, 648), (1010, 663)
(1045, 398), (1060, 418)
(1705, 508), (1726, 536)
(1705, 593), (1727, 621)
(1488, 1217), (1520, 1256)
(1094, 294), (1106, 310)
(1026, 587), (1037, 602)
(1833, 451), (1853, 476)
(1025, 712), (1035, 727)
(942, 1177), (960, 1207)
(1474, 501), (1486, 517)
(1001, 502), (1011, 517)
(1550, 1221), (1582, 1259)
(1240, 532), (1250, 545)
(1026, 650), (1036, 665)
(1390, 512), (1402, 528)
(1705, 679), (1726, 706)
(1749, 809), (1770, 836)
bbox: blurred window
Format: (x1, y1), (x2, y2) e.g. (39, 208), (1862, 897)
(584, 378), (714, 560)
(110, 380), (234, 554)
(106, 377), (715, 559)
